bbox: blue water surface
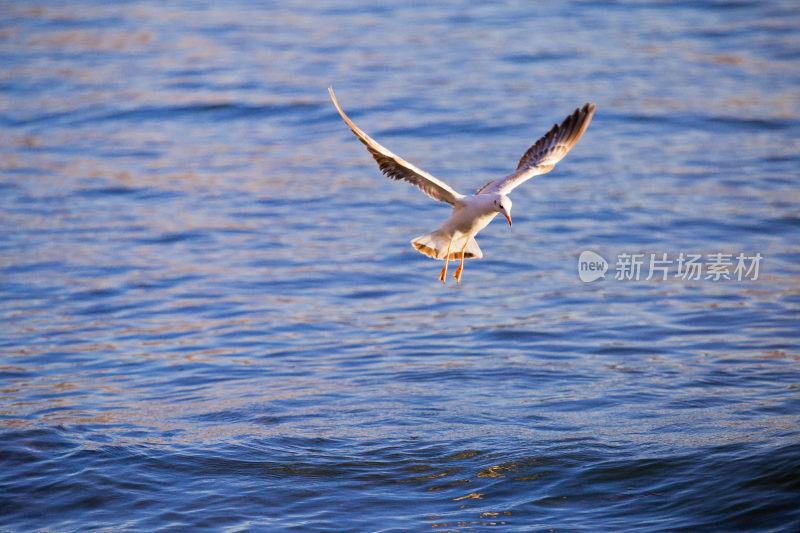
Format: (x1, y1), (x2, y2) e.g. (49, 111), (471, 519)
(1, 1), (799, 531)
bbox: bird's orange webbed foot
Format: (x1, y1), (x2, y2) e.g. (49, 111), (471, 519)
(438, 240), (452, 284)
(453, 239), (469, 284)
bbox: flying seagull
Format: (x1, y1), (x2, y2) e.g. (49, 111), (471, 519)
(329, 87), (595, 284)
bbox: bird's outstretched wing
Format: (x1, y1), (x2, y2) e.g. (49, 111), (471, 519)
(329, 88), (464, 206)
(476, 103), (596, 196)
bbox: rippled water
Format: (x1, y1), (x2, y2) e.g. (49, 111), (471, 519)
(2, 1), (800, 531)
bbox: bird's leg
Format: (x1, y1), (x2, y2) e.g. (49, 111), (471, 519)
(454, 239), (469, 284)
(438, 240), (452, 283)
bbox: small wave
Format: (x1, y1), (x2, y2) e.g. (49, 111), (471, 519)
(3, 101), (323, 128)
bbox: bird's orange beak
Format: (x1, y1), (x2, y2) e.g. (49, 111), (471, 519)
(505, 214), (512, 226)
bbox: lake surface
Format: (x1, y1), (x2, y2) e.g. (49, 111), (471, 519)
(1, 1), (799, 531)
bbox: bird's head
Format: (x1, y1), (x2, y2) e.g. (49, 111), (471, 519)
(493, 195), (513, 226)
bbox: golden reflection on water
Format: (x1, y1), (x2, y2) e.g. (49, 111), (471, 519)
(3, 330), (798, 449)
(0, 366), (332, 446)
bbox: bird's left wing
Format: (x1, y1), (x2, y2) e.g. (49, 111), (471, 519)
(329, 88), (464, 206)
(476, 103), (595, 196)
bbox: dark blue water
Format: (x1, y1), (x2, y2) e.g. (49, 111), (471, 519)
(2, 1), (799, 531)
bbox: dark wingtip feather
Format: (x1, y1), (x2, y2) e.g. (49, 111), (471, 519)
(514, 102), (595, 172)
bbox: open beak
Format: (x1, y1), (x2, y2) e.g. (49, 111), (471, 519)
(505, 214), (512, 226)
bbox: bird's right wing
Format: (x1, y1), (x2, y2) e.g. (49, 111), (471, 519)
(329, 87), (464, 206)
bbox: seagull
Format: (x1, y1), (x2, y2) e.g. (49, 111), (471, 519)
(329, 87), (595, 284)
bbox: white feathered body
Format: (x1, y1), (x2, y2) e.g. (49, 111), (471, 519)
(411, 194), (501, 260)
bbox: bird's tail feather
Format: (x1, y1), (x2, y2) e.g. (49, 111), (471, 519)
(411, 230), (483, 260)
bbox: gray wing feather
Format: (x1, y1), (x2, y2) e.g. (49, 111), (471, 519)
(329, 88), (464, 206)
(476, 103), (596, 196)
